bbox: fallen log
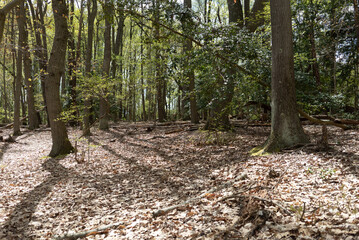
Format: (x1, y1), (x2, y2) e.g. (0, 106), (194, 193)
(152, 173), (248, 218)
(297, 109), (348, 130)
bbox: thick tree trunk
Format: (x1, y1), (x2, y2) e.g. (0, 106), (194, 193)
(253, 0), (309, 154)
(226, 0), (243, 26)
(45, 0), (74, 157)
(99, 0), (111, 130)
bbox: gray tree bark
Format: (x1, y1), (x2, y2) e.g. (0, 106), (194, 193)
(45, 0), (74, 157)
(253, 0), (309, 154)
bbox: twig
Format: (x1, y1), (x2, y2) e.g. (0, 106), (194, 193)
(300, 202), (306, 221)
(250, 196), (292, 216)
(152, 173), (248, 218)
(52, 222), (127, 240)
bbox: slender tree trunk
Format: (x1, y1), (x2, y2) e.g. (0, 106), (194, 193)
(14, 5), (24, 136)
(184, 0), (199, 123)
(3, 24), (8, 123)
(67, 0), (77, 125)
(83, 0), (97, 136)
(99, 0), (111, 130)
(253, 0), (309, 154)
(128, 22), (134, 122)
(154, 0), (166, 122)
(354, 0), (359, 109)
(140, 1), (147, 121)
(45, 0), (74, 157)
(21, 3), (39, 129)
(112, 9), (125, 120)
(0, 0), (27, 44)
(28, 0), (49, 126)
(307, 6), (321, 87)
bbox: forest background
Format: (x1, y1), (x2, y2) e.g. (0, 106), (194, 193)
(0, 0), (358, 154)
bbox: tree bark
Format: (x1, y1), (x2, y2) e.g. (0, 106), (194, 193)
(247, 0), (268, 32)
(83, 0), (97, 136)
(154, 0), (166, 122)
(112, 8), (125, 120)
(183, 0), (199, 124)
(28, 0), (49, 126)
(0, 0), (27, 43)
(253, 0), (309, 154)
(226, 0), (243, 26)
(45, 0), (74, 157)
(67, 0), (77, 125)
(99, 0), (111, 130)
(21, 3), (39, 130)
(354, 0), (359, 53)
(14, 5), (24, 136)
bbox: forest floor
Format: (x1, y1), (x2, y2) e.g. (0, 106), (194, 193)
(0, 121), (359, 240)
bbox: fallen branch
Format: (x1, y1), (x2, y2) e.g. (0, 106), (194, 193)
(297, 109), (348, 130)
(334, 118), (359, 125)
(52, 222), (127, 240)
(152, 173), (248, 218)
(1, 116), (28, 129)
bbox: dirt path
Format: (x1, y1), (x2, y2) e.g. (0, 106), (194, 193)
(0, 123), (359, 239)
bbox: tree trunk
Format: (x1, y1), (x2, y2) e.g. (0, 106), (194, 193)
(253, 0), (309, 154)
(67, 0), (77, 126)
(21, 3), (39, 130)
(0, 0), (27, 43)
(45, 0), (74, 157)
(226, 0), (243, 26)
(247, 0), (268, 32)
(184, 0), (199, 124)
(307, 1), (321, 87)
(155, 0), (166, 122)
(2, 22), (8, 123)
(140, 1), (147, 121)
(28, 0), (49, 126)
(112, 9), (125, 120)
(99, 0), (111, 130)
(354, 0), (359, 53)
(83, 0), (97, 136)
(14, 5), (24, 136)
